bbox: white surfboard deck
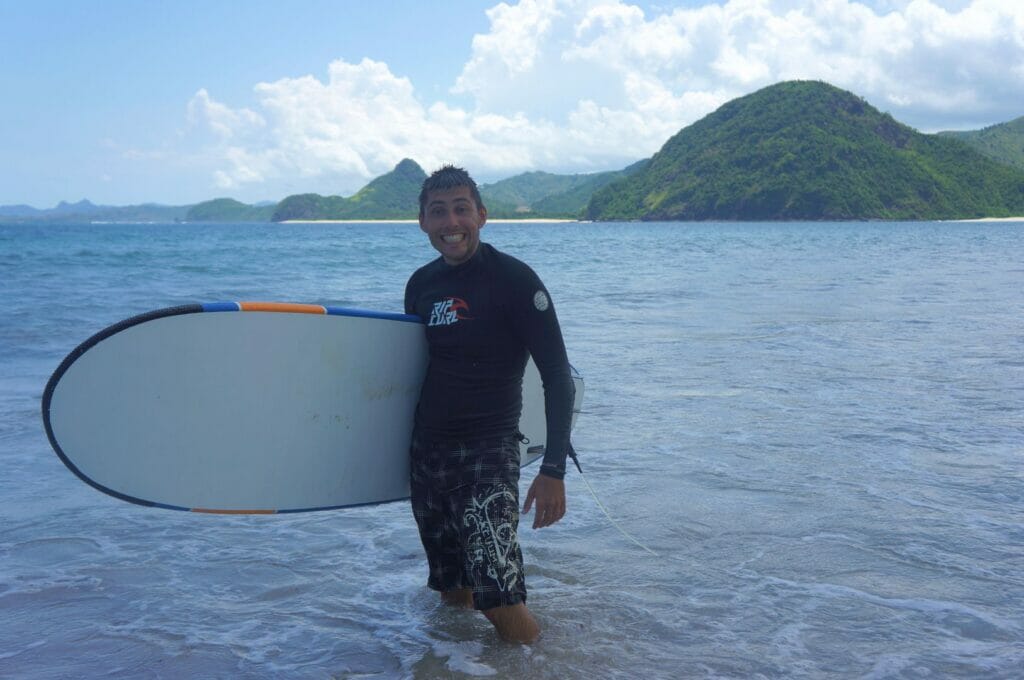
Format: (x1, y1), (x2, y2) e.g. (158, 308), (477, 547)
(42, 302), (583, 513)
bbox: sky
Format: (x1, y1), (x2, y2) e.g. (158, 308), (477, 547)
(1, 0), (1021, 208)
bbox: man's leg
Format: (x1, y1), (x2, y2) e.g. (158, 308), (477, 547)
(440, 590), (539, 642)
(458, 438), (535, 642)
(412, 439), (480, 606)
(483, 603), (540, 644)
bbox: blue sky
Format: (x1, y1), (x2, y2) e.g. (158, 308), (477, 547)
(2, 0), (1020, 207)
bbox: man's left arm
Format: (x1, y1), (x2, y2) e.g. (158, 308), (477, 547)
(513, 271), (576, 529)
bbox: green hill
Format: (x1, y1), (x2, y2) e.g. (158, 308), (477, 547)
(533, 160), (648, 217)
(586, 81), (1024, 221)
(186, 198), (275, 222)
(482, 162), (648, 218)
(938, 116), (1024, 171)
(270, 193), (347, 221)
(272, 159), (426, 221)
(483, 171), (582, 208)
(336, 158), (427, 218)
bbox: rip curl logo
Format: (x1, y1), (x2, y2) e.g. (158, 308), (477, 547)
(428, 297), (472, 326)
(463, 486), (522, 593)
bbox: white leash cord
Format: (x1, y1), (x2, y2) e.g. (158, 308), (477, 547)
(577, 470), (660, 557)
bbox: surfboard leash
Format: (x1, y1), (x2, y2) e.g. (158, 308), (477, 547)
(569, 446), (660, 557)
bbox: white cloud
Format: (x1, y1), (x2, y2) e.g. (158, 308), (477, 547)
(457, 0), (560, 83)
(187, 0), (1024, 197)
(187, 88), (264, 140)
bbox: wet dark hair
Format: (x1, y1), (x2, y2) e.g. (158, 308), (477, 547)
(418, 165), (485, 216)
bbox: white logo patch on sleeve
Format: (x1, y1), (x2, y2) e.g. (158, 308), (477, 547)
(533, 290), (550, 311)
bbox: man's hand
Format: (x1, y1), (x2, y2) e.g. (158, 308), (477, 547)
(523, 474), (566, 529)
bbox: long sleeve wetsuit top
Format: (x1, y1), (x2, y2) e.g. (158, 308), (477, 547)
(405, 243), (575, 478)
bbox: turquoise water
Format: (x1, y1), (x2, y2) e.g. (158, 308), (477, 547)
(1, 220), (1022, 678)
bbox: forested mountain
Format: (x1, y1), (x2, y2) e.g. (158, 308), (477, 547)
(585, 81), (1024, 221)
(481, 161), (649, 218)
(938, 116), (1024, 171)
(186, 198), (275, 222)
(271, 159), (427, 221)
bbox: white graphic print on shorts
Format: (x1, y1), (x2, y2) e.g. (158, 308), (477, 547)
(463, 486), (521, 593)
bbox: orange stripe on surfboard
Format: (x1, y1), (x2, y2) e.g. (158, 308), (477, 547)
(238, 302), (326, 314)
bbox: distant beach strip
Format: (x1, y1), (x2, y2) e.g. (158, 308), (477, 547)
(279, 218), (581, 224)
(948, 216), (1024, 222)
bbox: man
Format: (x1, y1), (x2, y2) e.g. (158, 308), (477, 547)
(404, 165), (576, 643)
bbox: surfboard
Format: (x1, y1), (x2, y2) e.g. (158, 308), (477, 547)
(41, 302), (583, 514)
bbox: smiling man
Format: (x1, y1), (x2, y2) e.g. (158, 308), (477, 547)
(404, 165), (576, 643)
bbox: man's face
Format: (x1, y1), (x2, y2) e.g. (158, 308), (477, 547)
(419, 185), (487, 265)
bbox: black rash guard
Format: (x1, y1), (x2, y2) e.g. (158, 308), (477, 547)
(405, 242), (575, 478)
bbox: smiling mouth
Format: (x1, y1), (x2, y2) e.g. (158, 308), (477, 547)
(441, 233), (465, 244)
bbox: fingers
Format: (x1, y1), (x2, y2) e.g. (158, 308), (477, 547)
(531, 496), (565, 529)
(523, 475), (566, 529)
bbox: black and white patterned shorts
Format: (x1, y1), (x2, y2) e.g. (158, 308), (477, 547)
(410, 434), (526, 610)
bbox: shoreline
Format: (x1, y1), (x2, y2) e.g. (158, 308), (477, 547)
(279, 218), (580, 224)
(947, 216), (1024, 223)
(280, 219), (417, 224)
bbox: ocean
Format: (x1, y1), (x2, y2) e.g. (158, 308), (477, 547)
(1, 220), (1021, 678)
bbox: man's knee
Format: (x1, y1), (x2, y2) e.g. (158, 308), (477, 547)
(482, 603), (540, 644)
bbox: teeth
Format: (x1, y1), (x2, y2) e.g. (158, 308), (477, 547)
(441, 233), (465, 244)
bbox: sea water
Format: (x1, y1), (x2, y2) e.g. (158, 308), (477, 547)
(0, 220), (1021, 678)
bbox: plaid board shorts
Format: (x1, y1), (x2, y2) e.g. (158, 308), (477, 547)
(409, 434), (527, 611)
